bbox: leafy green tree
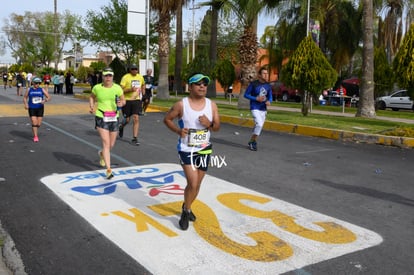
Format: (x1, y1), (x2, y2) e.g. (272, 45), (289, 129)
(75, 65), (93, 83)
(275, 0), (362, 76)
(217, 14), (243, 62)
(109, 57), (128, 84)
(82, 0), (157, 68)
(182, 54), (212, 82)
(374, 46), (393, 97)
(393, 23), (414, 98)
(281, 36), (337, 116)
(213, 58), (235, 94)
(2, 11), (79, 67)
(89, 61), (107, 74)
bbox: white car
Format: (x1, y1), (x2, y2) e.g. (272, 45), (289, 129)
(376, 90), (413, 111)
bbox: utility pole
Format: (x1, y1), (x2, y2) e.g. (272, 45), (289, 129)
(306, 0), (310, 36)
(190, 0), (199, 60)
(54, 0), (58, 70)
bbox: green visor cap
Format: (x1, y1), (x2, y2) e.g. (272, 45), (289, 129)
(188, 74), (210, 85)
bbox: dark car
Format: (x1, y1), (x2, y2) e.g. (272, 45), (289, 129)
(270, 81), (301, 102)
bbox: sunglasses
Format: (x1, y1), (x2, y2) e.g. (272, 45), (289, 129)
(34, 82), (41, 84)
(104, 74), (113, 77)
(193, 82), (208, 86)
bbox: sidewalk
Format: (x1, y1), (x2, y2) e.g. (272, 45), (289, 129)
(214, 95), (414, 124)
(266, 104), (414, 124)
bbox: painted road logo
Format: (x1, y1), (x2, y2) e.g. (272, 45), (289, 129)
(41, 163), (382, 274)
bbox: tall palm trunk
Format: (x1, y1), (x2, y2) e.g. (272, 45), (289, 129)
(151, 0), (180, 99)
(207, 6), (219, 98)
(237, 19), (258, 110)
(174, 0), (184, 94)
(157, 14), (172, 99)
(357, 0), (376, 118)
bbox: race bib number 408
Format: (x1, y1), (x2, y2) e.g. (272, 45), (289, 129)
(188, 128), (209, 147)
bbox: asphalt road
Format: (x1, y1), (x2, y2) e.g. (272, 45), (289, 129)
(0, 86), (413, 274)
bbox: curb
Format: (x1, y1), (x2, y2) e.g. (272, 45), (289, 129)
(151, 105), (414, 149)
(0, 221), (26, 275)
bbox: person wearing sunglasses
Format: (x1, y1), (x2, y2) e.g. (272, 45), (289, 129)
(243, 67), (273, 151)
(23, 77), (51, 142)
(164, 73), (220, 231)
(119, 64), (145, 145)
(89, 67), (125, 179)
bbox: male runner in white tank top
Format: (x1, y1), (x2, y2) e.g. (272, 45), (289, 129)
(164, 73), (220, 230)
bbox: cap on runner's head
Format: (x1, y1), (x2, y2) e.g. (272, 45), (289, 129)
(32, 77), (42, 83)
(102, 68), (114, 76)
(188, 73), (210, 85)
(129, 64), (138, 70)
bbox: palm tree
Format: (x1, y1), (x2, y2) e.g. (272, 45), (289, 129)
(376, 0), (404, 63)
(174, 0), (189, 94)
(276, 0), (361, 75)
(150, 0), (181, 99)
(357, 0), (376, 118)
(259, 25), (282, 81)
(197, 0), (232, 97)
(229, 0), (279, 109)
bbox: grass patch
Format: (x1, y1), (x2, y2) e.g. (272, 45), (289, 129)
(152, 97), (414, 137)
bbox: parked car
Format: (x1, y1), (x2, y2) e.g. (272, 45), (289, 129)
(375, 90), (413, 111)
(270, 81), (301, 102)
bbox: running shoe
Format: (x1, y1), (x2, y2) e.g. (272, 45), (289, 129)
(182, 203), (196, 222)
(132, 137), (140, 146)
(106, 169), (114, 179)
(248, 141), (257, 151)
(118, 125), (124, 138)
(33, 136), (39, 142)
(179, 210), (190, 230)
(98, 150), (105, 167)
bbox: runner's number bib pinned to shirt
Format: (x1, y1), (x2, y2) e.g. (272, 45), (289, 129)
(187, 128), (209, 147)
(32, 97), (43, 104)
(103, 111), (117, 122)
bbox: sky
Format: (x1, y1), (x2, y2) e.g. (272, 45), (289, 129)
(0, 0), (276, 64)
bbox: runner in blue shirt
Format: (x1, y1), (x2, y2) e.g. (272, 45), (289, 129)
(244, 67), (273, 151)
(23, 77), (51, 142)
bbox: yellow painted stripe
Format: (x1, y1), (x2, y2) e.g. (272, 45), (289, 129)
(0, 104), (162, 117)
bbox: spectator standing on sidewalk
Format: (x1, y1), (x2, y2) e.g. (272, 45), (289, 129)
(58, 72), (65, 94)
(164, 73), (220, 231)
(118, 64), (145, 145)
(52, 72), (60, 94)
(16, 71), (24, 96)
(43, 73), (51, 90)
(142, 68), (154, 114)
(2, 72), (8, 89)
(244, 67), (273, 151)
